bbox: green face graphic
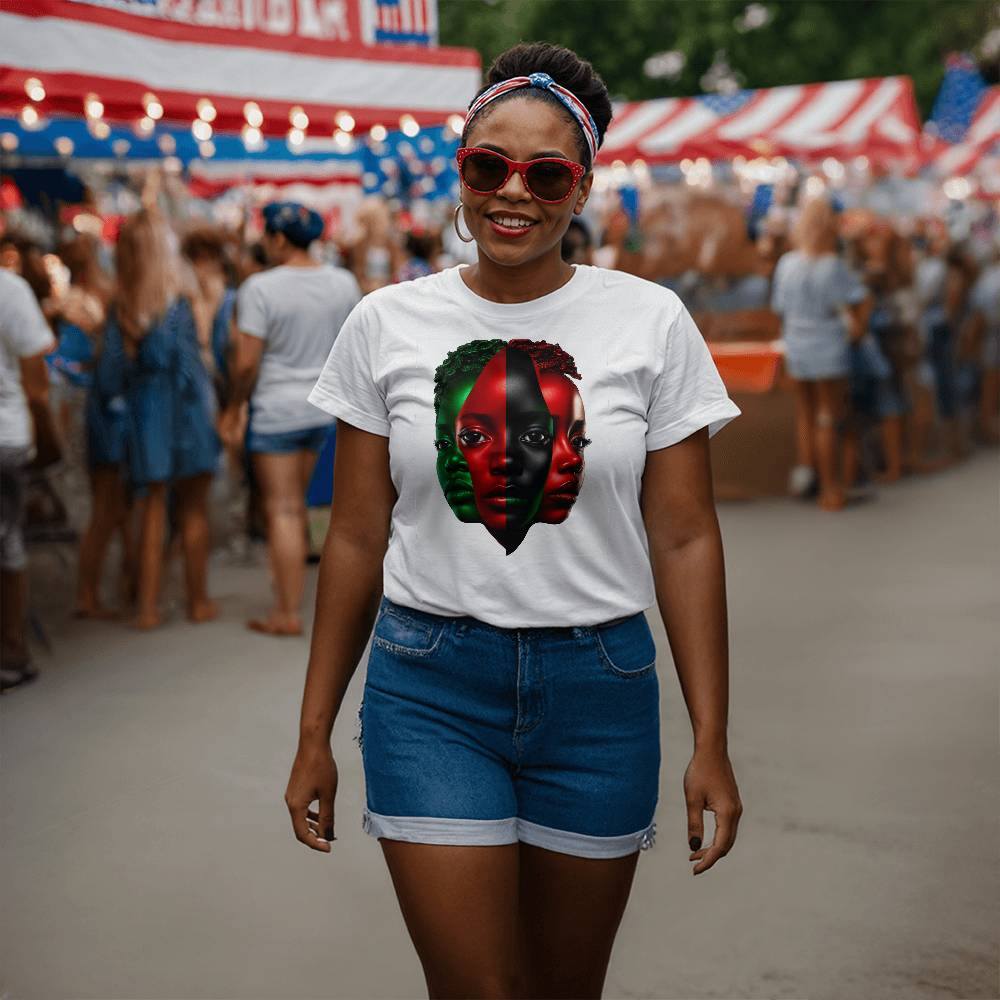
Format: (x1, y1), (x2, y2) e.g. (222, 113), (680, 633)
(435, 373), (479, 522)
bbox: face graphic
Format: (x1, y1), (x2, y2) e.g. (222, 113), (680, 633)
(460, 96), (594, 270)
(536, 371), (588, 524)
(435, 372), (479, 522)
(457, 348), (553, 554)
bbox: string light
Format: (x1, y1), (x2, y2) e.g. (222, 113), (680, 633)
(84, 93), (104, 119)
(196, 98), (217, 123)
(54, 137), (74, 156)
(112, 138), (131, 157)
(88, 120), (111, 140)
(287, 127), (305, 147)
(19, 105), (40, 129)
(447, 114), (464, 135)
(24, 77), (45, 102)
(244, 102), (263, 128)
(198, 140), (216, 158)
(242, 125), (263, 150)
(289, 106), (309, 130)
(192, 119), (213, 141)
(1, 132), (20, 152)
(400, 114), (419, 137)
(369, 123), (387, 142)
(333, 129), (354, 150)
(143, 93), (163, 120)
(335, 111), (355, 133)
(135, 116), (156, 137)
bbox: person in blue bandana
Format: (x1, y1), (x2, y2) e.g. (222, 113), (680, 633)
(220, 201), (361, 636)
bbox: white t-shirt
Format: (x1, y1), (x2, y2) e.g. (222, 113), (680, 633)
(308, 264), (740, 627)
(237, 264), (362, 434)
(0, 270), (56, 450)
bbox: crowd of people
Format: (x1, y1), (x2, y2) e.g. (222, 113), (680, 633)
(0, 170), (997, 691)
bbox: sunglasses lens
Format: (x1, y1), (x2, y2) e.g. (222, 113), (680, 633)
(461, 152), (509, 192)
(525, 161), (576, 201)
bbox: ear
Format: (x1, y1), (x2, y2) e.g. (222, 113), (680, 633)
(574, 171), (595, 216)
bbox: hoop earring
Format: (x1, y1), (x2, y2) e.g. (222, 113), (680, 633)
(453, 203), (474, 244)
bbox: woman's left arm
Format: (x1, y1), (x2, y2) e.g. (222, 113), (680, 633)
(641, 427), (743, 875)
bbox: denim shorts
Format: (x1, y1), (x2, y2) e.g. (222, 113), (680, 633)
(356, 596), (661, 859)
(245, 423), (331, 454)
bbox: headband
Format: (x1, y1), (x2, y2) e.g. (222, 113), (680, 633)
(463, 71), (599, 165)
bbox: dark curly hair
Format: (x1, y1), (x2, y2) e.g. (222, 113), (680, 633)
(433, 339), (506, 412)
(508, 339), (582, 380)
(461, 42), (613, 171)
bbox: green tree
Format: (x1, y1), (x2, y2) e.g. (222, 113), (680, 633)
(439, 0), (997, 116)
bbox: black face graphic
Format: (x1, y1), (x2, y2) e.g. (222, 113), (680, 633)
(457, 348), (552, 554)
(433, 338), (587, 555)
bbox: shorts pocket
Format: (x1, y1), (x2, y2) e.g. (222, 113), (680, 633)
(594, 613), (657, 678)
(372, 605), (445, 657)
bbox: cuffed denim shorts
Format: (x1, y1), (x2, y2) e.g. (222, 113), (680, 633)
(356, 595), (661, 859)
(245, 423), (331, 454)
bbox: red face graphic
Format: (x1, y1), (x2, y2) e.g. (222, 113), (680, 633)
(537, 371), (588, 524)
(456, 348), (553, 554)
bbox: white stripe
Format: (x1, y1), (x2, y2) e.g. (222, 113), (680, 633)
(773, 80), (864, 145)
(601, 99), (681, 151)
(190, 160), (361, 180)
(399, 0), (412, 35)
(833, 78), (904, 145)
(718, 86), (803, 140)
(967, 91), (1000, 146)
(640, 102), (717, 153)
(0, 12), (478, 111)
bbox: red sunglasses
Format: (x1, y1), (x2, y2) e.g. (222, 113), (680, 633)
(456, 147), (587, 204)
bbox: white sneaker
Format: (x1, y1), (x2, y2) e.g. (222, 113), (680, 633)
(788, 465), (816, 497)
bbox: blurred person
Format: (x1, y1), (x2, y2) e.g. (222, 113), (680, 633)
(561, 216), (593, 264)
(0, 267), (56, 691)
(48, 235), (135, 618)
(394, 228), (438, 283)
(286, 42), (743, 1000)
(963, 242), (1000, 443)
(771, 197), (869, 510)
(97, 208), (220, 629)
(347, 198), (404, 294)
(181, 224), (237, 406)
(220, 201), (361, 636)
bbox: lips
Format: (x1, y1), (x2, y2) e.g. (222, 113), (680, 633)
(486, 213), (538, 240)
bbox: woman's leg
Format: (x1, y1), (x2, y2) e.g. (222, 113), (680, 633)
(379, 841), (524, 999)
(250, 451), (310, 634)
(792, 379), (816, 470)
(518, 842), (641, 999)
(74, 466), (126, 618)
(134, 483), (167, 629)
(175, 472), (217, 622)
(814, 378), (848, 511)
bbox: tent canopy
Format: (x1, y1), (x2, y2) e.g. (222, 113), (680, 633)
(0, 0), (480, 136)
(599, 77), (920, 166)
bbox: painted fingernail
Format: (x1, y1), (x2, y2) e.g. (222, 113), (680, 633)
(689, 836), (701, 851)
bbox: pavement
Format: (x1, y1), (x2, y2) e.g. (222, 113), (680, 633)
(2, 451), (997, 1000)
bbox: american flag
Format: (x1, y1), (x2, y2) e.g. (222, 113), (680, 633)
(924, 53), (1000, 176)
(369, 0), (437, 46)
(599, 76), (920, 165)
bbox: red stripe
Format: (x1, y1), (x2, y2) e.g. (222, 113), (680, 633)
(0, 70), (466, 133)
(0, 0), (479, 66)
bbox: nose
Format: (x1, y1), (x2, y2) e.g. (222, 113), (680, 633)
(496, 167), (532, 203)
(554, 436), (583, 472)
(444, 447), (465, 473)
(490, 444), (520, 476)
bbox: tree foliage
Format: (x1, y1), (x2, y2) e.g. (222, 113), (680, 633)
(439, 0), (997, 116)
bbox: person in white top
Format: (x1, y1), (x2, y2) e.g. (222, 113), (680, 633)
(285, 42), (743, 998)
(0, 268), (56, 691)
(221, 203), (361, 637)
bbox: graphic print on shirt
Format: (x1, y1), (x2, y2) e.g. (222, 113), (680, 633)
(433, 338), (590, 555)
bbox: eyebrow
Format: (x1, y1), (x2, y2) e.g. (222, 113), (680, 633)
(475, 141), (572, 160)
(457, 412), (498, 426)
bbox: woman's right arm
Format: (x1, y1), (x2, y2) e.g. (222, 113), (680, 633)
(285, 420), (396, 853)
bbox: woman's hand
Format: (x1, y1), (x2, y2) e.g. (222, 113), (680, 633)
(684, 745), (743, 875)
(285, 739), (339, 853)
(217, 404), (246, 449)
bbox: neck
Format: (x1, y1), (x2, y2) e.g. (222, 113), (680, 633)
(463, 245), (575, 303)
(283, 248), (317, 268)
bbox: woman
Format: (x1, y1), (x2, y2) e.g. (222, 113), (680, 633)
(771, 197), (869, 510)
(220, 202), (361, 636)
(97, 208), (219, 628)
(287, 43), (744, 999)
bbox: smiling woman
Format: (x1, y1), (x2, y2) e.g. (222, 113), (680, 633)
(290, 40), (745, 1000)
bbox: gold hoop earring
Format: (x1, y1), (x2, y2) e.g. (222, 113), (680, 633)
(453, 203), (474, 244)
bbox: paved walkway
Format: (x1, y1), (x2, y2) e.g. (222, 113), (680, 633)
(2, 453), (997, 999)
